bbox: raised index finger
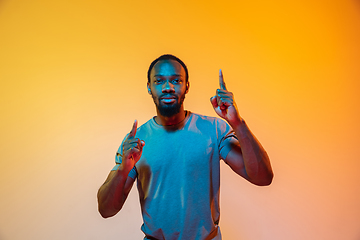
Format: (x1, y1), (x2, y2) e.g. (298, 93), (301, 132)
(219, 69), (227, 90)
(127, 120), (137, 139)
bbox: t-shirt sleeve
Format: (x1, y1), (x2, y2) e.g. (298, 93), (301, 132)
(217, 119), (240, 160)
(111, 133), (138, 179)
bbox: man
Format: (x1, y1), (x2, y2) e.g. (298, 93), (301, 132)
(97, 54), (273, 240)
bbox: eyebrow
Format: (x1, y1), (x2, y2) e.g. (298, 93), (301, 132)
(154, 74), (182, 77)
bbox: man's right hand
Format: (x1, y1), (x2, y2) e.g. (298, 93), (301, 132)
(119, 120), (145, 172)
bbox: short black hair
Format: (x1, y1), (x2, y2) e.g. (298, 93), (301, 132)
(147, 54), (189, 83)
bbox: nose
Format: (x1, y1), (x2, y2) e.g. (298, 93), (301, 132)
(162, 80), (175, 93)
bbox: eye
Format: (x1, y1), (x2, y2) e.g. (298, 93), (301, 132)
(155, 79), (164, 84)
(171, 79), (181, 84)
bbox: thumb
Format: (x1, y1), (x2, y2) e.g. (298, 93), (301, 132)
(210, 96), (218, 109)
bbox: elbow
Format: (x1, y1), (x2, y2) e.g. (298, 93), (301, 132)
(98, 206), (110, 218)
(97, 189), (122, 218)
(250, 171), (274, 186)
(253, 160), (274, 186)
(256, 177), (273, 186)
(99, 211), (113, 219)
(98, 205), (120, 219)
(97, 194), (122, 218)
(258, 172), (274, 186)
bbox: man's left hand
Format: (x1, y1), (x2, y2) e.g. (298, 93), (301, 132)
(210, 69), (242, 126)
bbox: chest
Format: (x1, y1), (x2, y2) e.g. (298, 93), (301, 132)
(136, 129), (219, 180)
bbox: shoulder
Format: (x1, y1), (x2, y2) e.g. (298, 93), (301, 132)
(189, 112), (229, 127)
(190, 112), (216, 122)
(187, 112), (234, 146)
(187, 112), (232, 137)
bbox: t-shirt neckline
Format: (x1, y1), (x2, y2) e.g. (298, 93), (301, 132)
(151, 111), (192, 129)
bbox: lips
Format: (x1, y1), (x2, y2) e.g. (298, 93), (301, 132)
(160, 95), (177, 104)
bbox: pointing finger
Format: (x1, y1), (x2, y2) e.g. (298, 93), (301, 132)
(128, 120), (137, 138)
(219, 69), (227, 90)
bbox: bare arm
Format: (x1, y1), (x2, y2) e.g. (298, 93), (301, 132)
(211, 70), (273, 186)
(224, 120), (273, 186)
(97, 168), (135, 218)
(97, 120), (145, 218)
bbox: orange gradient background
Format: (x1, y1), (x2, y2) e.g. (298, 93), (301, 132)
(1, 0), (359, 239)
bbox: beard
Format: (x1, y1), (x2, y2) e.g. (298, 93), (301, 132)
(152, 93), (186, 117)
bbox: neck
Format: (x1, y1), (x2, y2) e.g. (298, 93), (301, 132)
(155, 106), (187, 126)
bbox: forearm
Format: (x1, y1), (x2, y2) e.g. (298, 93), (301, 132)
(98, 121), (144, 217)
(232, 118), (273, 185)
(97, 167), (129, 218)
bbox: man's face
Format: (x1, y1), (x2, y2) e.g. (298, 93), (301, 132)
(148, 59), (189, 117)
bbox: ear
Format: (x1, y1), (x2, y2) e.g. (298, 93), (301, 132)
(147, 82), (151, 95)
(185, 81), (190, 94)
